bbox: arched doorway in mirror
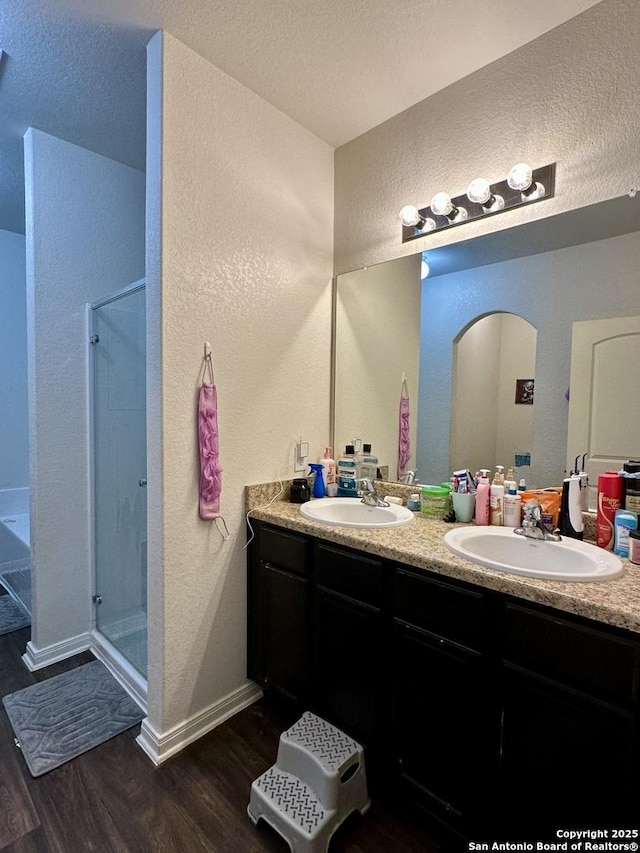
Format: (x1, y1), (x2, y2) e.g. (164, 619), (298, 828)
(450, 312), (537, 480)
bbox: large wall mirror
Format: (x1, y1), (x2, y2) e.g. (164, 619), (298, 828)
(333, 194), (640, 495)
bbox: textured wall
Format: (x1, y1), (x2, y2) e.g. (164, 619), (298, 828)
(25, 129), (145, 650)
(0, 230), (28, 492)
(334, 0), (640, 274)
(145, 33), (333, 734)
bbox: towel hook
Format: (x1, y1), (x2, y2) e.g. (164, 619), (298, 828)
(202, 341), (214, 383)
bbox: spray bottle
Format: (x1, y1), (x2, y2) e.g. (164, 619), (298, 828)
(308, 463), (326, 499)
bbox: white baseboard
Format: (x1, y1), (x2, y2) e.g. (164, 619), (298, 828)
(137, 681), (263, 765)
(90, 629), (147, 713)
(22, 631), (91, 671)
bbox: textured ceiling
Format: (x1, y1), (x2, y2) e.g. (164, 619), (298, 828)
(0, 0), (603, 234)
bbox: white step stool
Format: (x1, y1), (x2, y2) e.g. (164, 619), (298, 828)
(247, 711), (370, 853)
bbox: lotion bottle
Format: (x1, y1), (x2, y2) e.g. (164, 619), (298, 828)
(320, 446), (337, 497)
(490, 472), (505, 525)
(475, 470), (491, 525)
(503, 487), (522, 527)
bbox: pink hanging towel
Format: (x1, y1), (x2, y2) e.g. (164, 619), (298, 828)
(198, 382), (223, 520)
(397, 377), (411, 481)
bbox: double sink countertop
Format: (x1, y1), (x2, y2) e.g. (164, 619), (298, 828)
(246, 481), (640, 635)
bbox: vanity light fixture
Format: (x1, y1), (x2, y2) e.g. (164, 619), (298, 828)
(420, 256), (430, 279)
(400, 162), (556, 243)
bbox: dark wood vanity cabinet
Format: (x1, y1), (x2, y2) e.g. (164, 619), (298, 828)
(497, 603), (640, 833)
(391, 569), (500, 831)
(247, 520), (640, 837)
(247, 524), (311, 703)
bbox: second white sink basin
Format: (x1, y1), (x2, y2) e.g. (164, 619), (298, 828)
(299, 497), (414, 529)
(444, 525), (623, 582)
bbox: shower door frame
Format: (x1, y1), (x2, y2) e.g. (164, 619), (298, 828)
(87, 278), (148, 710)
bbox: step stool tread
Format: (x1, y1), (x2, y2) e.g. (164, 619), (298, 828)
(253, 766), (330, 836)
(281, 712), (361, 773)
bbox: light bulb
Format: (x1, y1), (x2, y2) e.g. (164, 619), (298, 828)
(420, 259), (430, 279)
(507, 163), (533, 192)
(431, 191), (467, 223)
(466, 178), (492, 205)
(430, 192), (454, 217)
(399, 205), (421, 227)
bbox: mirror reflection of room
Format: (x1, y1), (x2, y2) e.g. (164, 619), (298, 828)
(333, 195), (640, 490)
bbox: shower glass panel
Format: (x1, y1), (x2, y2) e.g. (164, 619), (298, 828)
(92, 284), (147, 675)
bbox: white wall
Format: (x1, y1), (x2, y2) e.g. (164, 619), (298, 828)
(334, 254), (421, 477)
(25, 128), (145, 652)
(334, 0), (640, 274)
(144, 32), (333, 740)
(0, 230), (28, 497)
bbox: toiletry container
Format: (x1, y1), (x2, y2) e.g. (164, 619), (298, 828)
(490, 472), (505, 525)
(475, 470), (491, 525)
(623, 460), (640, 514)
(504, 467), (517, 495)
(420, 486), (449, 519)
(337, 446), (358, 497)
(407, 493), (421, 512)
(614, 508), (638, 557)
(308, 463), (326, 499)
(629, 529), (640, 565)
(503, 488), (522, 527)
(559, 475), (584, 540)
(320, 447), (337, 497)
(358, 444), (378, 481)
(290, 478), (310, 504)
(597, 471), (623, 550)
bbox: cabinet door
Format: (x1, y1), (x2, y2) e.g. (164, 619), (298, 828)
(262, 562), (310, 703)
(391, 622), (497, 828)
(499, 665), (637, 833)
(314, 588), (383, 747)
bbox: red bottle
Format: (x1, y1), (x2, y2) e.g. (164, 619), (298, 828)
(596, 471), (623, 550)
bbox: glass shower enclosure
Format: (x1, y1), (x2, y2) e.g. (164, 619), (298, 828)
(91, 283), (147, 676)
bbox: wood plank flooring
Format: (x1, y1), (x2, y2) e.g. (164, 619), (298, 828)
(0, 620), (443, 853)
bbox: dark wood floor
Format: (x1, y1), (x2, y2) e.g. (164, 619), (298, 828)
(0, 619), (443, 853)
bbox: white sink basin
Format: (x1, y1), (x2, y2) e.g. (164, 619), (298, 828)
(299, 497), (414, 529)
(443, 526), (624, 582)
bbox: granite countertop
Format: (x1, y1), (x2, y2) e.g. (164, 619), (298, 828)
(246, 487), (640, 635)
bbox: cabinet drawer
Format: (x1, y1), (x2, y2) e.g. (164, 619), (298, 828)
(316, 544), (384, 607)
(260, 525), (308, 576)
(503, 603), (640, 707)
(394, 568), (487, 651)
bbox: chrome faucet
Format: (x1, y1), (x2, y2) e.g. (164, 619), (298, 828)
(514, 501), (562, 542)
(358, 478), (390, 507)
(402, 469), (418, 485)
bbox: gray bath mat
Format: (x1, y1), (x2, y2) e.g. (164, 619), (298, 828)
(2, 659), (144, 776)
(0, 594), (30, 636)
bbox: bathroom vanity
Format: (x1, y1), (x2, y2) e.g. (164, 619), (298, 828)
(246, 496), (640, 840)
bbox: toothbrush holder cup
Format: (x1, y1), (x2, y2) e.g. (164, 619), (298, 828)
(452, 492), (475, 523)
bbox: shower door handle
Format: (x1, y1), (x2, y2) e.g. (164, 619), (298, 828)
(139, 478), (147, 487)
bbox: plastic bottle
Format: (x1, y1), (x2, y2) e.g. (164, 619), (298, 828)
(337, 446), (359, 497)
(359, 443), (378, 481)
(504, 467), (517, 495)
(495, 465), (505, 485)
(490, 472), (505, 525)
(320, 447), (337, 497)
(614, 508), (638, 557)
(475, 470), (491, 525)
(308, 463), (326, 499)
(559, 475), (584, 540)
(503, 488), (522, 527)
(518, 478), (527, 493)
(597, 471), (623, 550)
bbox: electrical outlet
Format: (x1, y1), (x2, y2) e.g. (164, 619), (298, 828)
(294, 440), (309, 472)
